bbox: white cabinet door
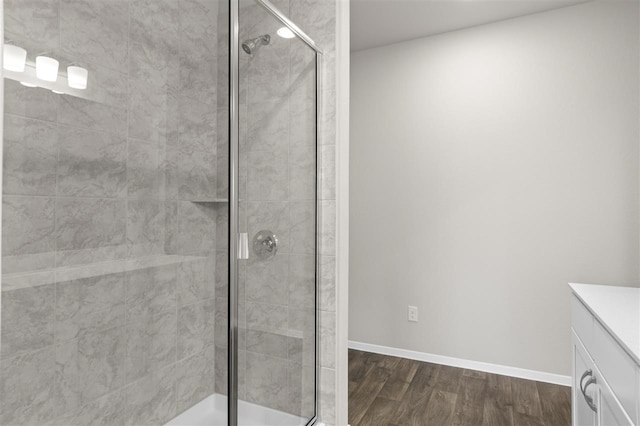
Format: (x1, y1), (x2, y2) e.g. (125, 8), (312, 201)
(597, 369), (634, 426)
(574, 332), (597, 426)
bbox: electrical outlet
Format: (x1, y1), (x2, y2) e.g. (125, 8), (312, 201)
(408, 306), (418, 322)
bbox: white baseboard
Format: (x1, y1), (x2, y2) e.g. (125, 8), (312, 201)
(348, 340), (571, 387)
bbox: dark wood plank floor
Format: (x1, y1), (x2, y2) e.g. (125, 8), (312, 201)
(348, 350), (571, 426)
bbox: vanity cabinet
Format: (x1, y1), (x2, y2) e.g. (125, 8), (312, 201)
(570, 284), (640, 426)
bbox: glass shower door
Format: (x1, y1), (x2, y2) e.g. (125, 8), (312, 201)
(232, 1), (319, 424)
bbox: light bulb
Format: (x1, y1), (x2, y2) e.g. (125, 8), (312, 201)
(35, 56), (59, 82)
(277, 27), (295, 39)
(67, 65), (88, 89)
(51, 89), (65, 94)
(20, 81), (37, 88)
(3, 44), (27, 72)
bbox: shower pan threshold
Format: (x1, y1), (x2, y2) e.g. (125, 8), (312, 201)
(165, 393), (306, 426)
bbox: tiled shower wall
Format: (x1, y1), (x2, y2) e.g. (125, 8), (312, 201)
(0, 0), (339, 424)
(0, 0), (222, 424)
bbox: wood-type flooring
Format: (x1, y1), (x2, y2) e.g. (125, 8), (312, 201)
(348, 349), (571, 426)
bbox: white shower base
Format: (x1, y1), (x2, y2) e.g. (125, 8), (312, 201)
(165, 394), (308, 426)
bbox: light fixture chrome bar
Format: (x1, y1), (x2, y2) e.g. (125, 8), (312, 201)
(255, 0), (323, 54)
(228, 0), (240, 425)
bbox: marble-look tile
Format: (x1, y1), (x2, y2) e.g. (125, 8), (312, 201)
(127, 200), (164, 254)
(177, 257), (215, 307)
(175, 346), (216, 413)
(289, 87), (316, 149)
(319, 255), (336, 312)
(129, 37), (179, 94)
(216, 106), (229, 187)
(126, 265), (177, 324)
(214, 345), (228, 395)
(127, 138), (162, 199)
(4, 0), (59, 51)
(288, 308), (315, 365)
(246, 201), (290, 254)
(178, 96), (217, 153)
(245, 351), (289, 412)
(287, 361), (316, 417)
(214, 297), (228, 349)
(1, 284), (55, 359)
(288, 254), (315, 310)
(246, 302), (288, 334)
(177, 148), (217, 201)
(320, 367), (336, 425)
(246, 100), (289, 152)
(128, 85), (171, 144)
(290, 0), (336, 50)
(319, 200), (336, 256)
(177, 201), (216, 255)
(179, 49), (217, 107)
(58, 96), (127, 138)
(2, 196), (55, 257)
(129, 0), (180, 88)
(51, 389), (125, 426)
(247, 40), (291, 104)
(246, 329), (289, 359)
(246, 254), (288, 305)
(177, 298), (215, 360)
(319, 311), (336, 369)
(57, 125), (127, 197)
(124, 364), (176, 425)
(4, 80), (59, 122)
(215, 251), (228, 296)
(289, 201), (316, 255)
(77, 326), (126, 403)
(54, 339), (81, 416)
(55, 273), (126, 341)
(164, 202), (178, 255)
(59, 0), (129, 70)
(216, 208), (228, 251)
(125, 310), (177, 384)
(55, 198), (126, 251)
(320, 144), (336, 200)
(247, 148), (289, 201)
(289, 144), (316, 201)
(3, 115), (58, 196)
(0, 346), (57, 425)
(80, 63), (129, 109)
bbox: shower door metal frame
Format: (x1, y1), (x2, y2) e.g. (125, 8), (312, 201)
(228, 1), (323, 425)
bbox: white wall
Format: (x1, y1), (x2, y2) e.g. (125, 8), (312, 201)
(349, 1), (639, 376)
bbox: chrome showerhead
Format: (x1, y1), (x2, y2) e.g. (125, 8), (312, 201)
(242, 34), (271, 54)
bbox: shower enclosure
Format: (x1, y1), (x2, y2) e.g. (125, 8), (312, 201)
(0, 0), (321, 425)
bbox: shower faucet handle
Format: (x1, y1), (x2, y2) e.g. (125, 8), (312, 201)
(253, 230), (278, 260)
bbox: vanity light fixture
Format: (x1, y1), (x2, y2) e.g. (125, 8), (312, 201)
(276, 27), (295, 39)
(3, 44), (27, 72)
(67, 65), (88, 89)
(35, 55), (59, 82)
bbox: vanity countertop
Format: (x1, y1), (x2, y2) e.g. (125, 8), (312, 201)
(569, 282), (640, 366)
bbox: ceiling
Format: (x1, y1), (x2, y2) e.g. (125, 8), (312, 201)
(351, 0), (585, 51)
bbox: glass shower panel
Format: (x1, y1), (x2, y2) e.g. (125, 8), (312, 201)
(237, 1), (317, 425)
(1, 1), (227, 425)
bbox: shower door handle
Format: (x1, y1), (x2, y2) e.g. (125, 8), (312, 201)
(238, 233), (249, 260)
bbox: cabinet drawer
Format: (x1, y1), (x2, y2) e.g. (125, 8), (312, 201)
(591, 320), (638, 425)
(572, 296), (594, 349)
